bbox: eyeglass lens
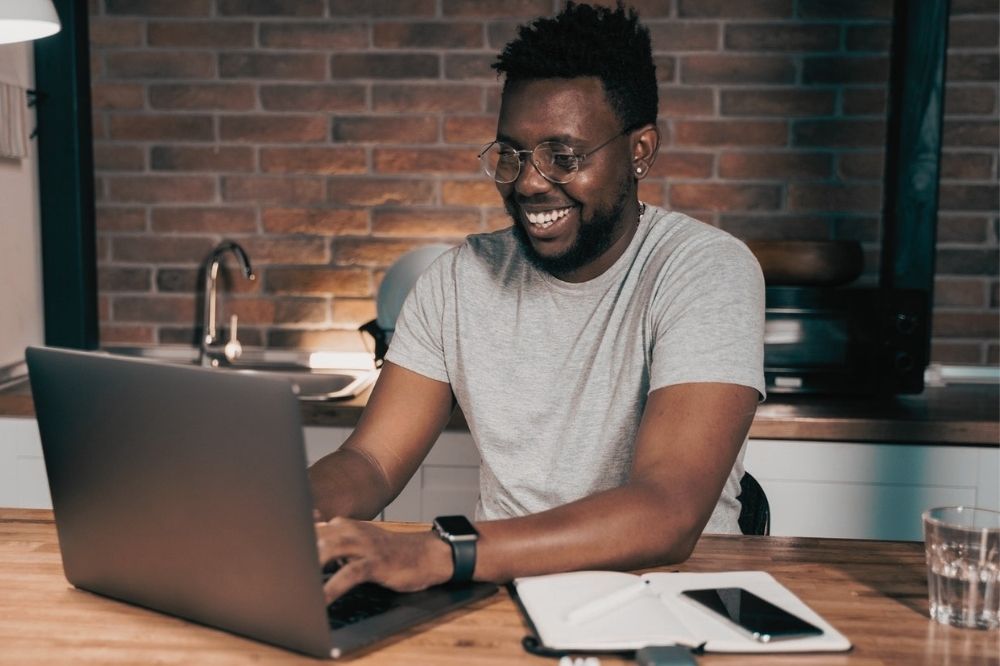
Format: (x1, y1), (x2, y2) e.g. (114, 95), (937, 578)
(481, 142), (580, 184)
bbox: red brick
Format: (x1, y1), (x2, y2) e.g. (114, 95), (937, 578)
(931, 342), (984, 365)
(220, 53), (326, 81)
(100, 325), (156, 345)
(105, 52), (214, 79)
(484, 209), (513, 231)
(372, 209), (480, 237)
(373, 22), (483, 48)
(937, 215), (991, 243)
(156, 267), (262, 294)
(99, 267), (151, 291)
(275, 299), (329, 324)
(719, 215), (832, 240)
(939, 184), (999, 211)
(331, 298), (377, 326)
(845, 25), (892, 51)
(720, 89), (835, 116)
(647, 22), (719, 51)
(787, 184), (882, 212)
(267, 329), (369, 351)
(260, 147), (367, 174)
(266, 268), (371, 296)
(797, 0), (891, 18)
(934, 278), (988, 307)
(952, 0), (1000, 14)
(147, 21), (254, 47)
(260, 84), (367, 112)
(333, 116), (438, 143)
(374, 148), (480, 174)
(94, 144), (145, 171)
(333, 238), (427, 267)
(262, 208), (369, 235)
(670, 184), (781, 212)
(148, 84), (256, 111)
(678, 0), (792, 17)
(945, 85), (997, 115)
(89, 18), (143, 47)
(940, 152), (995, 180)
(151, 207), (258, 233)
(151, 146), (255, 172)
(802, 56), (890, 84)
(96, 207), (147, 232)
(932, 312), (999, 338)
(112, 236), (216, 263)
(944, 120), (1000, 147)
(637, 181), (667, 208)
(216, 0), (323, 15)
(260, 23), (368, 49)
(674, 121), (787, 147)
(950, 17), (1000, 48)
(328, 178), (436, 206)
(106, 0), (210, 15)
(108, 175), (217, 203)
(219, 115), (327, 143)
(681, 55), (795, 84)
(373, 84), (483, 113)
(654, 56), (677, 83)
(443, 116), (496, 144)
(221, 177), (325, 204)
(842, 89), (886, 115)
(215, 298), (276, 325)
(832, 216), (880, 243)
(647, 152), (714, 178)
(108, 114), (215, 141)
(936, 248), (1000, 275)
(793, 120), (886, 147)
(441, 179), (500, 206)
(486, 20), (521, 50)
(91, 83), (145, 110)
(725, 24), (839, 51)
(237, 237), (329, 264)
(947, 54), (999, 82)
(659, 87), (714, 117)
(443, 54), (496, 80)
(442, 0), (550, 17)
(331, 53), (439, 79)
(113, 295), (198, 323)
(329, 0), (435, 15)
(719, 151), (831, 179)
(837, 152), (884, 180)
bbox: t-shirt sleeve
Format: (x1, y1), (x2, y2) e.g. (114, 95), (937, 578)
(648, 235), (766, 400)
(382, 250), (453, 384)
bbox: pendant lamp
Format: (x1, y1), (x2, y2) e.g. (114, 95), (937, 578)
(0, 0), (61, 45)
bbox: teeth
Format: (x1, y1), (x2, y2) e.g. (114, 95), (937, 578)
(525, 207), (572, 228)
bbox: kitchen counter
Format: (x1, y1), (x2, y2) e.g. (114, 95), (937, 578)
(1, 375), (996, 446)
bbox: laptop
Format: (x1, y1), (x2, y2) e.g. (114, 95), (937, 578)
(26, 346), (497, 659)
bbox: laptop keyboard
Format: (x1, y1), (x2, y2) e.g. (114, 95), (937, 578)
(326, 583), (404, 629)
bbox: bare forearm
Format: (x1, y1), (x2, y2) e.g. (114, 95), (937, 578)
(308, 447), (394, 521)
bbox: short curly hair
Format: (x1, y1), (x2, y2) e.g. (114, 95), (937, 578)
(492, 2), (658, 132)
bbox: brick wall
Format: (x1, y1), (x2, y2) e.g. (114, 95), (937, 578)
(88, 0), (999, 364)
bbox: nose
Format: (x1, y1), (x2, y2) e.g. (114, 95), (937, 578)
(513, 155), (553, 197)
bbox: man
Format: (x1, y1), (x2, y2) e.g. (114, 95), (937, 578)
(309, 2), (764, 603)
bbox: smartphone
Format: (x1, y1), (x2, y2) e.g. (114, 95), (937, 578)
(681, 587), (823, 643)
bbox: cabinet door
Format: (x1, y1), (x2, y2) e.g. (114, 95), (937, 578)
(0, 417), (50, 509)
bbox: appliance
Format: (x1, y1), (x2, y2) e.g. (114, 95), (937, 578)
(764, 286), (929, 396)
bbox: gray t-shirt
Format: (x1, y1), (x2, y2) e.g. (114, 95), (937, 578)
(386, 205), (765, 533)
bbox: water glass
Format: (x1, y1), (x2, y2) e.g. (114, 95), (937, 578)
(923, 506), (1000, 630)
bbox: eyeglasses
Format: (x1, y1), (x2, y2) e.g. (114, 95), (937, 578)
(477, 131), (626, 185)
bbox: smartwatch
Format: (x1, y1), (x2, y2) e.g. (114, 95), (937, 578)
(432, 515), (478, 584)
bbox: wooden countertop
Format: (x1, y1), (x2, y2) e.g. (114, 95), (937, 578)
(1, 376), (997, 446)
(1, 508), (996, 665)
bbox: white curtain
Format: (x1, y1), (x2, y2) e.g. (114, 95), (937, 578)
(0, 80), (29, 159)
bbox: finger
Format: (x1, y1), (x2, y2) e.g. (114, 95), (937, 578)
(315, 519), (367, 566)
(322, 559), (369, 604)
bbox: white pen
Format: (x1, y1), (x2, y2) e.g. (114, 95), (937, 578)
(565, 579), (651, 625)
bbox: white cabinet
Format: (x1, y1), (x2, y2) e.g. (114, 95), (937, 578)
(745, 439), (1000, 541)
(0, 417), (49, 509)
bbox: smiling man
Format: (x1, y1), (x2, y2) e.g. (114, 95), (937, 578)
(309, 2), (765, 602)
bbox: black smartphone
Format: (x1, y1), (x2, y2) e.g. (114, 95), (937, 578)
(680, 587), (823, 643)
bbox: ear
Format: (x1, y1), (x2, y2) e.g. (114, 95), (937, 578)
(629, 124), (660, 180)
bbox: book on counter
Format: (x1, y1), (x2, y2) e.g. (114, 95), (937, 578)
(511, 570), (852, 654)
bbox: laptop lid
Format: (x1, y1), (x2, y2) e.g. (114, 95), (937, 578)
(27, 346), (336, 657)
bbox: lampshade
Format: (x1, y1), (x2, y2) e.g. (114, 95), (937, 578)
(0, 0), (61, 45)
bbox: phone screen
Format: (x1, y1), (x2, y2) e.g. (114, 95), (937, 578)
(681, 587), (823, 642)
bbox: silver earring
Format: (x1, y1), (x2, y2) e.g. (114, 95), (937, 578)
(635, 166), (643, 174)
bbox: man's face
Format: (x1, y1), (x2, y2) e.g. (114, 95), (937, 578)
(495, 77), (637, 282)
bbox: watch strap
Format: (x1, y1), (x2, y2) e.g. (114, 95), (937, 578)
(449, 537), (476, 584)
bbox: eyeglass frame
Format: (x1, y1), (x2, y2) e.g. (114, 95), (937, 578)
(477, 130), (628, 185)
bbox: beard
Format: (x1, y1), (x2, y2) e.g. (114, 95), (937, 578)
(506, 185), (631, 278)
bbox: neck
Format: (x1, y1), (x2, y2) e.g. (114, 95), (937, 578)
(553, 199), (645, 283)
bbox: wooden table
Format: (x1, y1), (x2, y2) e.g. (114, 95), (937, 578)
(1, 510), (996, 665)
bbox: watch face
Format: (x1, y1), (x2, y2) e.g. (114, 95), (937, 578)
(434, 515), (477, 536)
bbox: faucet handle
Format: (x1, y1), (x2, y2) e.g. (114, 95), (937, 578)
(224, 314), (243, 362)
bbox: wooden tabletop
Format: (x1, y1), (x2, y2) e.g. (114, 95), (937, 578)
(1, 510), (996, 665)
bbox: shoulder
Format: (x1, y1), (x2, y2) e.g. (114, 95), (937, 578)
(640, 205), (761, 278)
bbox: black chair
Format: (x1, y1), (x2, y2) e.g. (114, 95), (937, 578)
(737, 471), (770, 536)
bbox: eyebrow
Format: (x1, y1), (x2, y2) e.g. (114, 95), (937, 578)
(495, 133), (584, 148)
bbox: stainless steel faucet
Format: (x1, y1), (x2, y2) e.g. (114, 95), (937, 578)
(200, 241), (255, 367)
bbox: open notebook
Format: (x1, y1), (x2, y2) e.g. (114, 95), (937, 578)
(513, 570), (852, 654)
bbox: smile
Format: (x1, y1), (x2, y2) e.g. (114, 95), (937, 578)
(523, 206), (573, 229)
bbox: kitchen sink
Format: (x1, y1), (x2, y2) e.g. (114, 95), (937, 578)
(103, 346), (377, 401)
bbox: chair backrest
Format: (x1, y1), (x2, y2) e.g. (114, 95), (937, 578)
(737, 471), (770, 536)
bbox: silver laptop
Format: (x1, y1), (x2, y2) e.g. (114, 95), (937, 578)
(26, 346), (497, 659)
